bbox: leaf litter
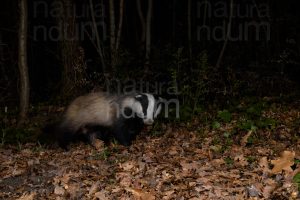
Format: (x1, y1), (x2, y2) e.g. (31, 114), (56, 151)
(0, 102), (300, 199)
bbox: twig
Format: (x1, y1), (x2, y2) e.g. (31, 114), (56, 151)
(116, 0), (124, 51)
(215, 0), (233, 68)
(89, 0), (106, 72)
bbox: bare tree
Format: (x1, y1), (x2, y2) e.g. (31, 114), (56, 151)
(57, 0), (87, 98)
(109, 0), (125, 71)
(187, 0), (192, 60)
(145, 0), (153, 66)
(89, 0), (106, 72)
(136, 0), (146, 44)
(18, 0), (30, 125)
(116, 0), (124, 51)
(109, 0), (116, 62)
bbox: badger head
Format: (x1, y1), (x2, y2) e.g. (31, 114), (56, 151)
(134, 93), (163, 125)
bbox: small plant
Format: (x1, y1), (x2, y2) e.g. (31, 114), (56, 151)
(212, 121), (221, 129)
(293, 173), (300, 191)
(224, 157), (234, 165)
(32, 141), (45, 152)
(168, 50), (212, 121)
(17, 142), (23, 151)
(90, 148), (111, 160)
(237, 119), (257, 131)
(246, 105), (262, 117)
(223, 131), (231, 138)
(256, 118), (277, 130)
(246, 156), (257, 163)
(150, 123), (163, 136)
(218, 110), (232, 123)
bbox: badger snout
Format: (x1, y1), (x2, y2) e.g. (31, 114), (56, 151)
(144, 119), (154, 125)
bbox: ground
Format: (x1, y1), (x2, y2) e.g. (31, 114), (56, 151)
(0, 100), (300, 200)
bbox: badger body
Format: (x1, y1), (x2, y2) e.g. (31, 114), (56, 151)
(45, 92), (162, 149)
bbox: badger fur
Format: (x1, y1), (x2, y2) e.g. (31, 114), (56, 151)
(44, 92), (162, 149)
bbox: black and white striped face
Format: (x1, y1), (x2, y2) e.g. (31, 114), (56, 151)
(134, 93), (162, 125)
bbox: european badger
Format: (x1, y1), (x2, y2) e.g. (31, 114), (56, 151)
(44, 92), (162, 149)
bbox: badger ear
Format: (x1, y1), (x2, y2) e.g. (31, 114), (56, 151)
(135, 94), (143, 100)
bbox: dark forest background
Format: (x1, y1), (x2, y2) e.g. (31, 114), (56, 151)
(0, 0), (300, 126)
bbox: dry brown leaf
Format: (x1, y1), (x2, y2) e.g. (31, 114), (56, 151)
(16, 192), (36, 200)
(162, 190), (175, 199)
(61, 173), (71, 184)
(117, 172), (133, 187)
(271, 151), (295, 174)
(12, 167), (26, 177)
(259, 157), (270, 174)
(27, 159), (39, 167)
(241, 130), (252, 147)
(168, 146), (178, 156)
(54, 186), (65, 195)
(89, 181), (100, 196)
(94, 190), (110, 200)
(126, 188), (155, 200)
(93, 139), (105, 150)
(180, 161), (199, 171)
(234, 154), (249, 167)
(262, 179), (276, 199)
(211, 158), (225, 167)
(120, 161), (135, 171)
(65, 183), (80, 199)
(247, 185), (261, 197)
(21, 149), (32, 156)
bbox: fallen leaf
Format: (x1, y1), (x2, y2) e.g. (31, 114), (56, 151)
(234, 155), (249, 167)
(262, 179), (276, 199)
(54, 186), (65, 195)
(94, 190), (110, 200)
(259, 157), (270, 174)
(241, 130), (252, 147)
(89, 181), (100, 196)
(16, 192), (36, 200)
(120, 161), (135, 171)
(211, 158), (225, 167)
(247, 185), (261, 197)
(93, 139), (104, 150)
(66, 183), (80, 199)
(271, 151), (295, 174)
(117, 172), (133, 187)
(126, 188), (155, 200)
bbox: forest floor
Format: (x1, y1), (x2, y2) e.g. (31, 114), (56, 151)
(1, 99), (300, 200)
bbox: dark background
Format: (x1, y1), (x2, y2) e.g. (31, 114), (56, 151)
(0, 0), (300, 108)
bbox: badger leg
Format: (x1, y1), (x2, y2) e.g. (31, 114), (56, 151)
(57, 130), (73, 151)
(112, 117), (144, 146)
(113, 118), (132, 146)
(78, 124), (111, 147)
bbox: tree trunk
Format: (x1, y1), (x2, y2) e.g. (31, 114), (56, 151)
(187, 0), (192, 60)
(116, 0), (124, 51)
(109, 0), (116, 71)
(18, 0), (30, 126)
(89, 0), (106, 73)
(108, 0), (125, 73)
(145, 0), (153, 66)
(57, 0), (86, 99)
(136, 0), (146, 44)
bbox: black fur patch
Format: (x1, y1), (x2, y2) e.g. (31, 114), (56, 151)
(135, 94), (149, 117)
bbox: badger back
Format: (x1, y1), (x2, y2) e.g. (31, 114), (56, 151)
(62, 92), (117, 131)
